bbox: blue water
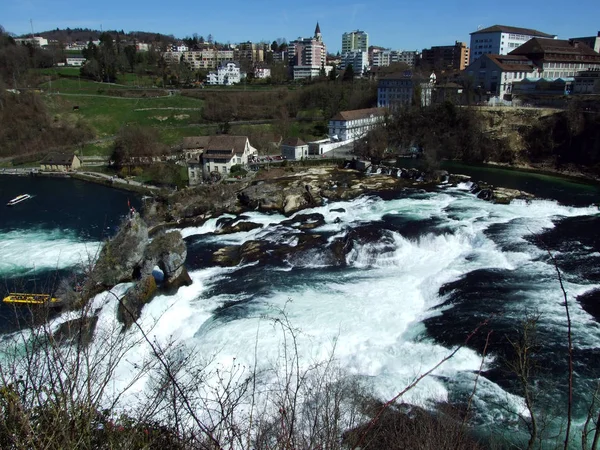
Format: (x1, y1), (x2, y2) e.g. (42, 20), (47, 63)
(0, 174), (140, 331)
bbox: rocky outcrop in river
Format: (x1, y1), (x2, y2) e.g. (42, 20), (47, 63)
(77, 213), (192, 329)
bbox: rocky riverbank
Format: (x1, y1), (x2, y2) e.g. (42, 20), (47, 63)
(144, 165), (535, 229)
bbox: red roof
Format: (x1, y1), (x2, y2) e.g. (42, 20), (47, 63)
(485, 54), (536, 72)
(509, 38), (600, 61)
(471, 25), (555, 38)
(282, 137), (307, 147)
(331, 107), (387, 121)
(182, 135), (249, 155)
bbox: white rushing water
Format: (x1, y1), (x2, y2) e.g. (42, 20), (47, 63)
(5, 187), (600, 432)
(0, 228), (101, 276)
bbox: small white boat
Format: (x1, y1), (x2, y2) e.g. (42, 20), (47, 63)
(6, 194), (32, 206)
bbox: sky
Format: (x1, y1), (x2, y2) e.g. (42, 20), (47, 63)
(3, 0), (600, 53)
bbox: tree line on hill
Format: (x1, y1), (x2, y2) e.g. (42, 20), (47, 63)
(0, 26), (93, 159)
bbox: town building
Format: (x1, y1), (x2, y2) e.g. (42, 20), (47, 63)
(66, 56), (86, 66)
(573, 68), (600, 94)
(511, 77), (573, 97)
(464, 54), (538, 98)
(328, 107), (387, 141)
(173, 43), (189, 53)
(570, 32), (600, 53)
(368, 46), (386, 65)
(377, 72), (436, 108)
(465, 38), (600, 99)
(234, 42), (264, 65)
(289, 23), (329, 80)
(280, 137), (309, 160)
(163, 49), (235, 70)
(341, 51), (369, 76)
(469, 25), (556, 64)
(40, 153), (81, 172)
(271, 50), (288, 63)
(342, 30), (369, 53)
(372, 50), (420, 68)
(206, 62), (243, 85)
(14, 36), (48, 47)
(254, 66), (271, 79)
(509, 38), (600, 78)
(420, 41), (470, 71)
(181, 135), (257, 182)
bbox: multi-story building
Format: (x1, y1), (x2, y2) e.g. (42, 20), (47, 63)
(371, 50), (420, 67)
(182, 135), (258, 182)
(509, 38), (600, 78)
(289, 23), (328, 80)
(377, 72), (436, 108)
(66, 56), (86, 66)
(570, 31), (600, 53)
(328, 107), (387, 141)
(234, 42), (264, 65)
(573, 68), (600, 94)
(341, 51), (369, 76)
(254, 66), (271, 79)
(163, 49), (235, 70)
(464, 54), (538, 98)
(368, 46), (386, 65)
(464, 38), (600, 98)
(469, 25), (556, 64)
(342, 30), (369, 53)
(206, 62), (243, 85)
(271, 50), (288, 63)
(14, 36), (48, 47)
(420, 41), (470, 71)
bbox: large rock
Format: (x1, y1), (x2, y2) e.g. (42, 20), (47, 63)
(214, 221), (263, 235)
(117, 275), (157, 329)
(142, 231), (192, 288)
(238, 182), (286, 212)
(492, 186), (535, 204)
(84, 213), (149, 293)
(53, 316), (99, 346)
(281, 213), (326, 230)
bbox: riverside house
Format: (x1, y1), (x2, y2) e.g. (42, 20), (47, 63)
(328, 107), (387, 142)
(40, 153), (81, 172)
(280, 137), (309, 160)
(182, 135), (258, 184)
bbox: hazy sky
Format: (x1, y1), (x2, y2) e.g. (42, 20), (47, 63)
(4, 0), (600, 52)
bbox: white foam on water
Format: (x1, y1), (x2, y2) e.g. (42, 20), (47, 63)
(6, 188), (599, 434)
(0, 228), (101, 276)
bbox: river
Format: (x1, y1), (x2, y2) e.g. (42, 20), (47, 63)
(1, 168), (599, 448)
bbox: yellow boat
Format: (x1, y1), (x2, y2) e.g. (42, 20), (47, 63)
(2, 293), (61, 305)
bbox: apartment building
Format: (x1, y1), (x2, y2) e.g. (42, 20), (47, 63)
(342, 30), (369, 53)
(289, 23), (328, 80)
(509, 38), (600, 78)
(163, 49), (235, 70)
(421, 41), (470, 71)
(377, 72), (436, 108)
(14, 36), (48, 47)
(206, 62), (243, 85)
(469, 24), (556, 64)
(328, 107), (386, 141)
(372, 50), (420, 67)
(341, 51), (369, 76)
(464, 38), (600, 98)
(234, 42), (264, 65)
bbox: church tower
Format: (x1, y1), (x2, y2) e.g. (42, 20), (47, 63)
(315, 22), (322, 42)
